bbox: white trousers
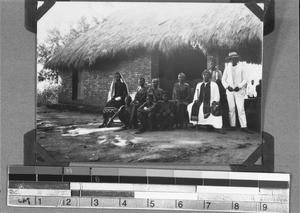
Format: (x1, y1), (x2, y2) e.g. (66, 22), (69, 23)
(226, 91), (247, 128)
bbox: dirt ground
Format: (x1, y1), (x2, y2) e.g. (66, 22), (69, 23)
(36, 107), (262, 165)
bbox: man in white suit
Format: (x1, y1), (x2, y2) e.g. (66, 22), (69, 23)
(222, 52), (253, 133)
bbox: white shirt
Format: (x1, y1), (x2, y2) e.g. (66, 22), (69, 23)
(247, 84), (257, 97)
(222, 63), (247, 89)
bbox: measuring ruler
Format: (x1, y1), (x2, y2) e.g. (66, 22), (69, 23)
(7, 166), (289, 212)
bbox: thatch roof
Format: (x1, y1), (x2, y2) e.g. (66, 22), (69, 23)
(45, 3), (262, 70)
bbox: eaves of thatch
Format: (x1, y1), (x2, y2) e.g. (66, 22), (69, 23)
(45, 3), (262, 70)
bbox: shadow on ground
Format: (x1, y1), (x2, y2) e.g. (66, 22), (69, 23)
(37, 107), (261, 164)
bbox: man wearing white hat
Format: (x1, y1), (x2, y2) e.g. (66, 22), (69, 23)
(222, 52), (253, 133)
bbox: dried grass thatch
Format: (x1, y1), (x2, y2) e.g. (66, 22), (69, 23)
(45, 3), (262, 70)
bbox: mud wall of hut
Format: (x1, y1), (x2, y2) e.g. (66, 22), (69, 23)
(58, 55), (152, 110)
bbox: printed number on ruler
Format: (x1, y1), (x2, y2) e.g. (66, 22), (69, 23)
(92, 198), (99, 207)
(149, 200), (155, 208)
(204, 201), (211, 209)
(177, 200), (183, 208)
(60, 197), (77, 206)
(261, 203), (268, 211)
(94, 176), (100, 182)
(233, 202), (239, 210)
(36, 197), (42, 205)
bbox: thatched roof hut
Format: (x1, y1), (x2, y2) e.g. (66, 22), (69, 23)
(45, 3), (262, 70)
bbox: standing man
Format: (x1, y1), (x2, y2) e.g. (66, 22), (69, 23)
(209, 58), (228, 127)
(247, 80), (257, 98)
(256, 79), (262, 98)
(222, 52), (253, 133)
(209, 58), (223, 83)
(131, 77), (148, 128)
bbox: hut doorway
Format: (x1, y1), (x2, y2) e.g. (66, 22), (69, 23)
(158, 49), (207, 94)
(72, 69), (83, 100)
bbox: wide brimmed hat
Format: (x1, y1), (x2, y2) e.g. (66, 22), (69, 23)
(225, 52), (240, 61)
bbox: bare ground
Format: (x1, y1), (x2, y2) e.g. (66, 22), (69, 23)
(36, 107), (261, 165)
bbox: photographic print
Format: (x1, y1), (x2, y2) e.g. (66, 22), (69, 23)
(36, 2), (263, 164)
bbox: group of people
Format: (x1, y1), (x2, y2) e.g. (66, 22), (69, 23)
(247, 79), (262, 98)
(99, 52), (255, 134)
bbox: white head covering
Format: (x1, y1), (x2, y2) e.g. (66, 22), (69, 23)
(107, 72), (129, 102)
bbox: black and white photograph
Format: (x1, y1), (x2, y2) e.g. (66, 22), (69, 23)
(36, 2), (263, 164)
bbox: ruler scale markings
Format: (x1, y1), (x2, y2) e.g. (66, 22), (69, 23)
(147, 199), (174, 209)
(7, 166), (290, 212)
(203, 200), (232, 211)
(79, 182), (82, 197)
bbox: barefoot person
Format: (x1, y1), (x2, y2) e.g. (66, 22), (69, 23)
(156, 91), (175, 130)
(172, 73), (191, 128)
(187, 70), (225, 134)
(135, 94), (157, 134)
(99, 72), (128, 128)
(106, 96), (134, 130)
(222, 52), (253, 133)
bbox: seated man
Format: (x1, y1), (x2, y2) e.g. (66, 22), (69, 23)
(147, 78), (164, 102)
(136, 94), (157, 134)
(187, 70), (225, 134)
(106, 96), (134, 130)
(131, 77), (148, 128)
(156, 92), (175, 130)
